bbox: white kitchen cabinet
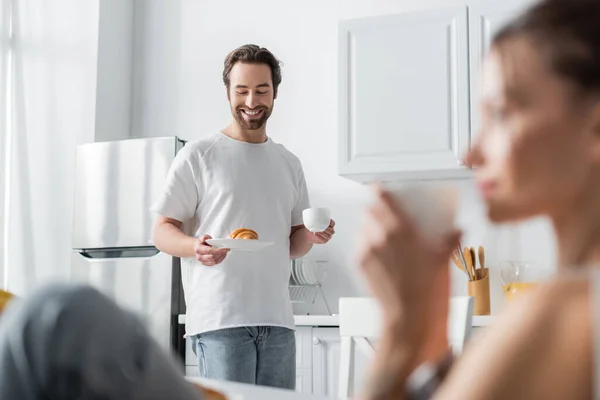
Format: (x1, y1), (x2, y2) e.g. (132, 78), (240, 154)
(312, 327), (370, 398)
(296, 369), (314, 394)
(185, 335), (197, 367)
(468, 0), (532, 137)
(182, 324), (372, 398)
(295, 327), (314, 394)
(180, 316), (493, 396)
(311, 328), (341, 397)
(338, 6), (472, 181)
(186, 366), (200, 378)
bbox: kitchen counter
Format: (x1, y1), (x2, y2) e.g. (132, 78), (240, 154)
(472, 316), (494, 327)
(177, 314), (340, 326)
(178, 314), (494, 327)
(189, 377), (328, 400)
(294, 315), (340, 326)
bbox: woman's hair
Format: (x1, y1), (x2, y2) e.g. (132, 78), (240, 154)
(493, 0), (600, 98)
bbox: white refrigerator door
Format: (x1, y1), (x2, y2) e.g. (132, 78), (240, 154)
(72, 137), (184, 250)
(71, 249), (173, 351)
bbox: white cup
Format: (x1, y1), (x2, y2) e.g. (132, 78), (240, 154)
(386, 184), (458, 241)
(302, 207), (331, 233)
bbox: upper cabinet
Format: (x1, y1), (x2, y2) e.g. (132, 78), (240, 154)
(469, 0), (531, 138)
(338, 6), (470, 182)
(338, 1), (530, 182)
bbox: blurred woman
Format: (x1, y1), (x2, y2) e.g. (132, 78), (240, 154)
(358, 0), (600, 398)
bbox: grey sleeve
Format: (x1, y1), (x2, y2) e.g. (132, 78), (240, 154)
(291, 167), (311, 226)
(151, 146), (202, 223)
(0, 283), (202, 400)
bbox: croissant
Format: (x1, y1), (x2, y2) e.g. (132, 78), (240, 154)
(190, 382), (228, 400)
(229, 228), (259, 240)
(0, 290), (15, 315)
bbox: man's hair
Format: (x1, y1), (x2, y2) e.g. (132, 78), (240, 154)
(222, 44), (283, 94)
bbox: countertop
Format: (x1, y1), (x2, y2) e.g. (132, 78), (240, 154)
(178, 314), (494, 327)
(189, 377), (329, 400)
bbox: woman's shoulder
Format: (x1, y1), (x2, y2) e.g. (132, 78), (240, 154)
(515, 273), (591, 335)
(438, 274), (594, 399)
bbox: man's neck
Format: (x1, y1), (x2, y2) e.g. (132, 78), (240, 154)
(222, 123), (267, 144)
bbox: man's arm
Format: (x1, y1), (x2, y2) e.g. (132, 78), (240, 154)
(290, 225), (313, 259)
(153, 216), (229, 265)
(151, 144), (203, 259)
(290, 220), (336, 259)
(153, 216), (196, 258)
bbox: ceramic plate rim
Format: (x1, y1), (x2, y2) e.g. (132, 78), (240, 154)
(205, 238), (274, 251)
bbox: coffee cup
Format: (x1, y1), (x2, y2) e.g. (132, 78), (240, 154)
(302, 208), (331, 233)
(387, 184), (458, 241)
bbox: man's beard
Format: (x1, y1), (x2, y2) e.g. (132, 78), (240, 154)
(233, 106), (272, 131)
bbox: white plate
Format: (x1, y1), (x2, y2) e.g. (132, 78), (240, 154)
(295, 263), (303, 285)
(302, 259), (318, 285)
(291, 262), (299, 285)
(294, 262), (303, 285)
(206, 238), (274, 252)
(298, 261), (308, 285)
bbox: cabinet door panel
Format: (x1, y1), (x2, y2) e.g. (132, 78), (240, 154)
(339, 6), (470, 181)
(469, 0), (533, 136)
(312, 328), (371, 398)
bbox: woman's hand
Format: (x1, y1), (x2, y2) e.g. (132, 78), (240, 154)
(357, 186), (459, 357)
(357, 186), (460, 400)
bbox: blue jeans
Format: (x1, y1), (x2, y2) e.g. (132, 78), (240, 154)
(191, 326), (296, 389)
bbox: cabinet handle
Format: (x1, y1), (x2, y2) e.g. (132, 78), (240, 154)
(313, 337), (321, 345)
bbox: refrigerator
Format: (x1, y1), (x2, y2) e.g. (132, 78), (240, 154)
(71, 136), (187, 361)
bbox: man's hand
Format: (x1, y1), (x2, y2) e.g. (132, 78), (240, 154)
(194, 234), (229, 266)
(307, 219), (336, 244)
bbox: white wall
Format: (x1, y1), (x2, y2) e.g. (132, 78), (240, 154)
(131, 0), (183, 138)
(131, 0), (556, 313)
(95, 0), (134, 142)
(0, 0), (10, 287)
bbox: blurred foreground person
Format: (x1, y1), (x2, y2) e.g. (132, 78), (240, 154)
(358, 0), (600, 398)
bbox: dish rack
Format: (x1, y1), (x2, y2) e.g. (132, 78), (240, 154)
(289, 258), (331, 315)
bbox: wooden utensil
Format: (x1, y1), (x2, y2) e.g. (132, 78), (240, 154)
(470, 247), (477, 279)
(457, 244), (473, 281)
(451, 250), (470, 280)
(478, 246), (485, 271)
(463, 247), (475, 281)
(457, 242), (469, 276)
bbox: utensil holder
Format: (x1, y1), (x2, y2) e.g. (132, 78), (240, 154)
(467, 268), (490, 316)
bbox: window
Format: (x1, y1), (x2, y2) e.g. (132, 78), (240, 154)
(0, 0), (12, 288)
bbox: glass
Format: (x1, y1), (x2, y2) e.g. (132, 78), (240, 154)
(499, 261), (548, 302)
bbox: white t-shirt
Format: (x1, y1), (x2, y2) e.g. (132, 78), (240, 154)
(151, 131), (310, 336)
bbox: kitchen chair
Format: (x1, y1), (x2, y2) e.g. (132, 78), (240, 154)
(337, 296), (474, 399)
